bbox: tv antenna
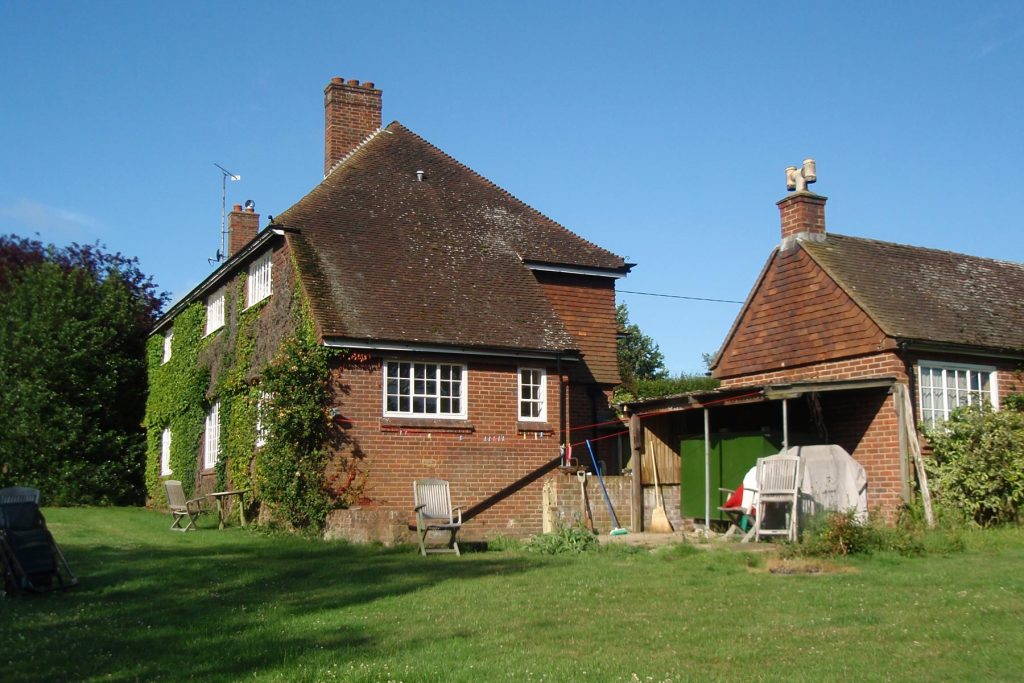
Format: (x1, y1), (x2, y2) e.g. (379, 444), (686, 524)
(212, 163), (242, 264)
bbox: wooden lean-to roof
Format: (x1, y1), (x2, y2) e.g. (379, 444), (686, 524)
(276, 122), (628, 355)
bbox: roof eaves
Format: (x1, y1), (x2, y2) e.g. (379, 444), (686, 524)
(151, 227), (289, 335)
(322, 336), (583, 362)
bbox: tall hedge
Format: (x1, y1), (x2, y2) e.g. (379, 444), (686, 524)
(0, 235), (166, 504)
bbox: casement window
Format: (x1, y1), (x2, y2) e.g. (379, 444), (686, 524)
(384, 361), (466, 418)
(246, 251), (273, 307)
(918, 362), (998, 427)
(518, 367), (547, 421)
(160, 428), (172, 475)
(162, 330), (173, 364)
(205, 287), (225, 336)
(204, 401), (221, 469)
(255, 391), (270, 448)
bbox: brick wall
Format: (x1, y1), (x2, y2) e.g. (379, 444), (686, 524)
(324, 355), (569, 542)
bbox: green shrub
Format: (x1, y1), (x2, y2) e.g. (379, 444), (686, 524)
(924, 405), (1024, 526)
(525, 521), (599, 555)
(798, 510), (883, 557)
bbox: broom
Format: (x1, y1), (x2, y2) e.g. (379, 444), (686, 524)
(649, 452), (674, 533)
(586, 439), (628, 536)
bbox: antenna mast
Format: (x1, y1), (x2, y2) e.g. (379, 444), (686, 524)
(213, 163), (241, 263)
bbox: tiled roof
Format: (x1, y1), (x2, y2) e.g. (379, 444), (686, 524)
(275, 122), (627, 352)
(802, 234), (1024, 351)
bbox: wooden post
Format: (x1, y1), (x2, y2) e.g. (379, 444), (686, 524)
(896, 384), (934, 527)
(629, 411), (643, 532)
(704, 408), (711, 534)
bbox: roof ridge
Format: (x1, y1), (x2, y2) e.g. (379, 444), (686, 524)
(389, 122), (625, 266)
(824, 232), (1024, 270)
(323, 126), (386, 178)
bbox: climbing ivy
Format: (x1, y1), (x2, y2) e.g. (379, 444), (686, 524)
(145, 252), (357, 532)
(144, 303), (209, 503)
(256, 312), (338, 531)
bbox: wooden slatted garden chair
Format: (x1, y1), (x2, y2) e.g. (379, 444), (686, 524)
(752, 454), (801, 542)
(413, 479), (462, 556)
(164, 480), (205, 532)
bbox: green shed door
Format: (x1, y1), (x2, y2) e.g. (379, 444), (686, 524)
(679, 432), (782, 521)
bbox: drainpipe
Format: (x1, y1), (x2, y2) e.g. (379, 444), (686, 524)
(557, 355), (566, 456)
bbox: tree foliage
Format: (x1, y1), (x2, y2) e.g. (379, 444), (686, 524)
(0, 234), (167, 504)
(924, 404), (1024, 527)
(616, 303), (668, 385)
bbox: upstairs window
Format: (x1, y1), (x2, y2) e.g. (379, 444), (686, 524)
(384, 361), (466, 418)
(918, 362), (998, 427)
(204, 401), (221, 469)
(160, 428), (172, 475)
(246, 251), (273, 307)
(162, 330), (173, 364)
(518, 368), (546, 421)
(205, 287), (225, 336)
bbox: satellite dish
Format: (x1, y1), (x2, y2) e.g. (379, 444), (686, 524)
(244, 199), (255, 210)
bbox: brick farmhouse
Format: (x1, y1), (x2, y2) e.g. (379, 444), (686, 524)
(147, 77), (630, 542)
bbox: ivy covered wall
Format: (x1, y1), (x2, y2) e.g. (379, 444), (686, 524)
(144, 243), (351, 531)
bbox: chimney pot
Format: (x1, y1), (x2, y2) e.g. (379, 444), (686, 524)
(232, 204), (243, 212)
(347, 79), (359, 86)
(331, 76), (344, 84)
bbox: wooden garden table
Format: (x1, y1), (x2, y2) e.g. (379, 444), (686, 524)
(207, 489), (249, 529)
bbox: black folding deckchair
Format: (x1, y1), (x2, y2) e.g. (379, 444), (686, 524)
(0, 499), (78, 596)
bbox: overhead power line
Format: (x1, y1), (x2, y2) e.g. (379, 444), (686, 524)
(618, 289), (744, 305)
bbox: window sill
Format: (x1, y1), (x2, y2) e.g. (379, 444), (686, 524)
(517, 421), (554, 433)
(380, 416), (475, 433)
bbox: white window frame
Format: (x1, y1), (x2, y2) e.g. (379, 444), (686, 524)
(162, 330), (173, 364)
(255, 391), (270, 448)
(917, 361), (999, 427)
(160, 427), (172, 475)
(518, 367), (547, 422)
(205, 287), (225, 336)
(383, 361), (467, 419)
(246, 251), (273, 308)
(204, 401), (221, 469)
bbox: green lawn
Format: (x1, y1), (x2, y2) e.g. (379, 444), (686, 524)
(3, 508), (1023, 682)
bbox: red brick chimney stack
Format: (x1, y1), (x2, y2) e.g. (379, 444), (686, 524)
(324, 77), (382, 176)
(777, 191), (827, 243)
(228, 203), (260, 258)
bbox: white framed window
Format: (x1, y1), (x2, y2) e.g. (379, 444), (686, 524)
(518, 367), (546, 421)
(160, 428), (172, 475)
(205, 287), (225, 336)
(246, 251), (273, 307)
(204, 401), (221, 469)
(918, 361), (998, 427)
(255, 391), (270, 447)
(162, 330), (173, 364)
(384, 361), (466, 418)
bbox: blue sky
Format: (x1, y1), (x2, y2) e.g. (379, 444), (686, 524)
(2, 2), (1022, 374)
